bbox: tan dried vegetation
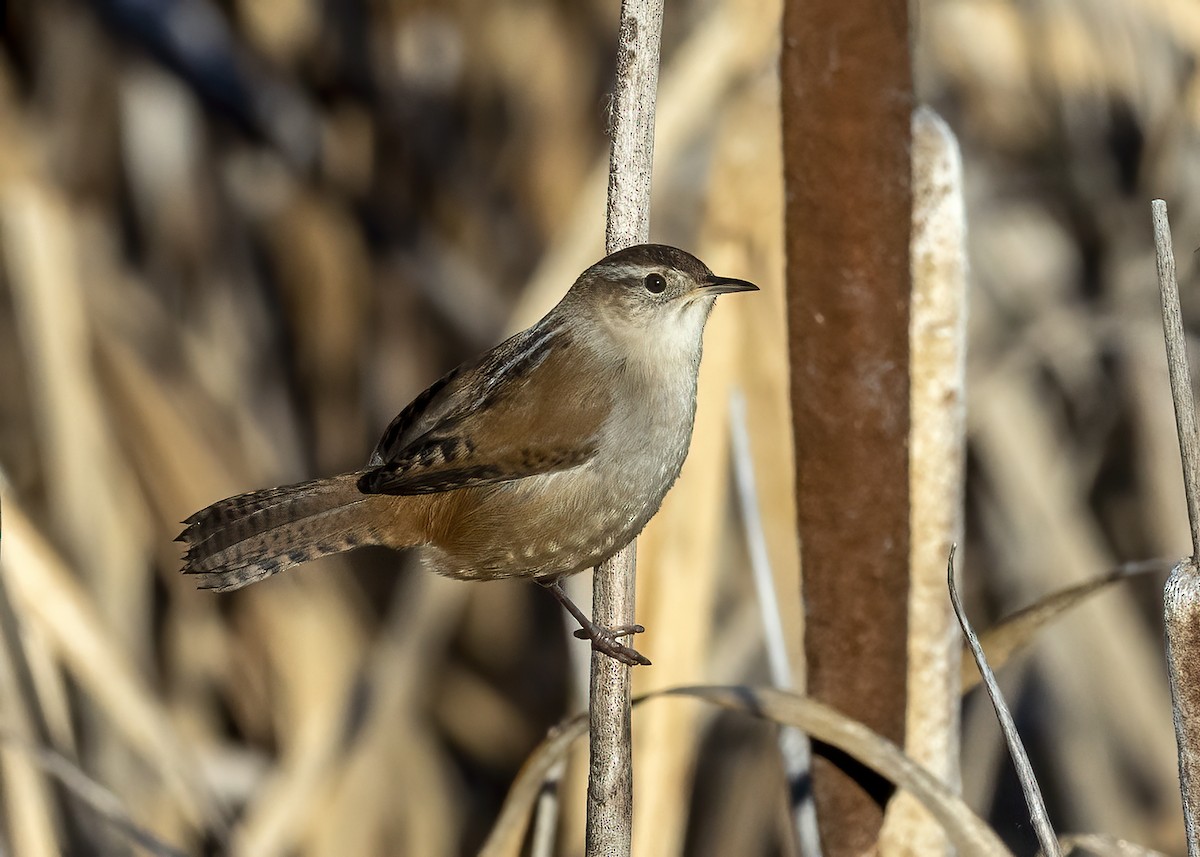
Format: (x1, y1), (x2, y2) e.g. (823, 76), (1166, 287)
(0, 0), (1197, 854)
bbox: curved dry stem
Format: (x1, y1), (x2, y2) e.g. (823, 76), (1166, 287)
(962, 559), (1170, 692)
(480, 685), (1013, 857)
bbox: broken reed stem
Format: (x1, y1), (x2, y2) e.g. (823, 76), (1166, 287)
(1154, 200), (1200, 558)
(948, 547), (1061, 857)
(1153, 198), (1200, 856)
(587, 2), (664, 856)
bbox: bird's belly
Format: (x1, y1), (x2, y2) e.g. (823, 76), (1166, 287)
(421, 448), (685, 581)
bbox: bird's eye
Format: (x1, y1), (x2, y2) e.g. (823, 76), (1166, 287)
(644, 273), (667, 294)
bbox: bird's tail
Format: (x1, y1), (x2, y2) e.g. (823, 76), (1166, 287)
(178, 473), (416, 592)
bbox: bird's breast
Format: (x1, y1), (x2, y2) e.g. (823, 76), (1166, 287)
(422, 360), (700, 581)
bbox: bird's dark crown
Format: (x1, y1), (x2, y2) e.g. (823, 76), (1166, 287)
(592, 244), (713, 282)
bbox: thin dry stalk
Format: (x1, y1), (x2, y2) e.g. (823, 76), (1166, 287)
(1154, 197), (1200, 855)
(530, 758), (566, 857)
(950, 547), (1061, 857)
(1153, 199), (1200, 556)
(731, 390), (821, 857)
(587, 1), (665, 855)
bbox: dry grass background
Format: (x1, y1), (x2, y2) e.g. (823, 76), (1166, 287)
(0, 0), (1198, 854)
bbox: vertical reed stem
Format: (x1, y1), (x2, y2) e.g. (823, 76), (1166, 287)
(1154, 198), (1200, 856)
(587, 2), (664, 855)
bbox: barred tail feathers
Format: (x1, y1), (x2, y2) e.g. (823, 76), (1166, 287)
(178, 473), (418, 592)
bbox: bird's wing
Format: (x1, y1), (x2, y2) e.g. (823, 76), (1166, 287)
(359, 321), (612, 496)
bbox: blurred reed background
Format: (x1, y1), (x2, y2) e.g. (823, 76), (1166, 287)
(0, 0), (1198, 854)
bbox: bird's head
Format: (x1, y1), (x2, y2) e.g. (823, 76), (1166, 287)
(563, 244), (757, 361)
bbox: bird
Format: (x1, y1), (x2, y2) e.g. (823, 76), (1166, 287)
(178, 243), (757, 665)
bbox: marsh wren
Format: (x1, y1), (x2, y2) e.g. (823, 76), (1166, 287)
(179, 244), (757, 665)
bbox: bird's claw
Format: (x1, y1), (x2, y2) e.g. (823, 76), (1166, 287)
(574, 623), (650, 666)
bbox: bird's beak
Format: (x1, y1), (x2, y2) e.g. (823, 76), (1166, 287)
(698, 275), (759, 295)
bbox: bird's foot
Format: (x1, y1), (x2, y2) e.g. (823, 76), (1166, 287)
(543, 580), (651, 666)
(573, 622), (650, 667)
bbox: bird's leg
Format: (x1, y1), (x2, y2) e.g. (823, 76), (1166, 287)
(543, 580), (651, 667)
